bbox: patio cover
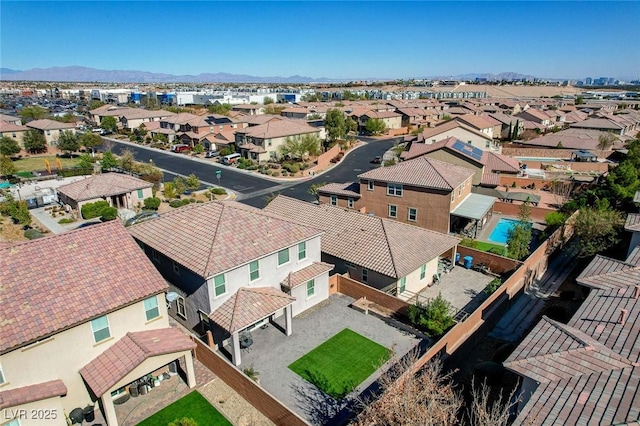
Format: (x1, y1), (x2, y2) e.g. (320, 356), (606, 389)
(497, 191), (542, 204)
(0, 380), (67, 410)
(79, 328), (196, 397)
(281, 262), (334, 292)
(209, 287), (295, 334)
(451, 193), (496, 220)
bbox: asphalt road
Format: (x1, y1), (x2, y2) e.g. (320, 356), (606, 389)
(100, 136), (401, 208)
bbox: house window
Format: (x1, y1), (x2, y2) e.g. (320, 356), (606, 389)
(345, 261), (356, 269)
(362, 269), (368, 283)
(467, 140), (472, 144)
(214, 274), (226, 297)
(249, 260), (260, 281)
(367, 180), (374, 191)
(408, 208), (417, 222)
(451, 192), (455, 202)
(0, 362), (5, 384)
(172, 261), (180, 275)
(420, 264), (426, 280)
(137, 189), (143, 198)
(485, 141), (490, 148)
(399, 276), (406, 293)
(176, 296), (186, 319)
(198, 311), (210, 333)
(151, 248), (160, 262)
(278, 248), (290, 266)
(388, 204), (397, 218)
(91, 315), (111, 343)
(387, 183), (403, 196)
(306, 279), (315, 298)
(298, 241), (306, 260)
(458, 186), (462, 196)
(330, 196), (337, 206)
(348, 198), (354, 208)
(144, 296), (160, 321)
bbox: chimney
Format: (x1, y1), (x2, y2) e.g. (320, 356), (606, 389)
(619, 309), (629, 326)
(634, 286), (640, 300)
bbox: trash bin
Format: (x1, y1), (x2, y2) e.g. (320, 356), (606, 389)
(463, 256), (473, 269)
(129, 383), (139, 397)
(83, 406), (95, 423)
(455, 253), (461, 264)
(69, 408), (84, 424)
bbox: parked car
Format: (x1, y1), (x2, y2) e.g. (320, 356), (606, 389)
(125, 211), (159, 227)
(170, 144), (191, 153)
(205, 150), (220, 158)
(372, 156), (382, 164)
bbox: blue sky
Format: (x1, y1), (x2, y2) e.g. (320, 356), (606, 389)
(1, 1), (638, 80)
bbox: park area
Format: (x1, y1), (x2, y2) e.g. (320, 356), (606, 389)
(136, 391), (231, 426)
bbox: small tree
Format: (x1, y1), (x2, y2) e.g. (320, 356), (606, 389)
(89, 100), (105, 110)
(574, 204), (624, 257)
(192, 144), (204, 154)
(163, 182), (177, 200)
(119, 148), (135, 171)
(185, 174), (200, 192)
(365, 118), (386, 135)
(173, 176), (186, 196)
(18, 105), (48, 124)
(263, 96), (274, 105)
(80, 132), (102, 154)
(0, 136), (21, 156)
(325, 108), (347, 142)
(100, 151), (118, 170)
(307, 182), (327, 202)
(207, 103), (232, 116)
(56, 130), (80, 155)
(466, 378), (519, 426)
(597, 132), (617, 150)
(23, 129), (47, 153)
(143, 197), (161, 210)
(575, 96), (584, 105)
(77, 153), (94, 169)
(101, 116), (118, 133)
(408, 293), (454, 337)
(0, 155), (17, 177)
(506, 200), (532, 260)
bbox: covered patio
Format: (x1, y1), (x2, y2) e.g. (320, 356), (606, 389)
(451, 193), (496, 238)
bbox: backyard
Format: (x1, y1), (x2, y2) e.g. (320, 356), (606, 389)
(288, 328), (391, 400)
(137, 391), (231, 426)
(10, 155), (80, 173)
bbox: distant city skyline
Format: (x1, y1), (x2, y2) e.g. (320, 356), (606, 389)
(1, 1), (638, 80)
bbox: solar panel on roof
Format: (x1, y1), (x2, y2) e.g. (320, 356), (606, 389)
(451, 140), (484, 162)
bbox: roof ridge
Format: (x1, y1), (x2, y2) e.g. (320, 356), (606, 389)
(228, 289), (244, 332)
(203, 203), (226, 277)
(423, 157), (454, 190)
(379, 219), (400, 279)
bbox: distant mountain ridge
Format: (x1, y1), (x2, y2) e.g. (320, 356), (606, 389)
(0, 66), (567, 83)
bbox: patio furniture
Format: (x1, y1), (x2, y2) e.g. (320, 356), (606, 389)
(240, 332), (253, 349)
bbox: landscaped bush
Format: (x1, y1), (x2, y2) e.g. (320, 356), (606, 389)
(408, 294), (454, 337)
(169, 199), (191, 208)
(24, 228), (44, 239)
(58, 217), (75, 224)
(100, 206), (118, 221)
(484, 278), (503, 295)
(143, 196), (161, 210)
(272, 171), (280, 177)
(0, 198), (31, 225)
(210, 188), (227, 195)
(58, 167), (93, 178)
(281, 171), (288, 176)
(288, 164), (300, 174)
(81, 201), (110, 219)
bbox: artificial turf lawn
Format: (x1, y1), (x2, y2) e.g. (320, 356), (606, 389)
(137, 391), (231, 426)
(288, 328), (391, 399)
(13, 155), (80, 173)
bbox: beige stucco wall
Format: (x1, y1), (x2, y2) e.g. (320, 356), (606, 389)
(289, 271), (331, 316)
(0, 295), (169, 415)
(424, 127), (492, 152)
(396, 257), (439, 300)
(39, 128), (76, 145)
(0, 130), (26, 147)
(425, 150), (483, 185)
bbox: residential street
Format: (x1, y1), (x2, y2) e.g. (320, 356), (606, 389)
(101, 136), (400, 208)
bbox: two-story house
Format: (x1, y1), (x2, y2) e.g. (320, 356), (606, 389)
(0, 222), (196, 426)
(515, 108), (554, 130)
(416, 120), (495, 153)
(0, 121), (30, 149)
(265, 195), (460, 300)
(453, 114), (502, 142)
(127, 201), (333, 366)
(25, 119), (76, 146)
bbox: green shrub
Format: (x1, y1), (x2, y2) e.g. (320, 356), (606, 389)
(58, 217), (75, 224)
(288, 164), (300, 174)
(100, 206), (118, 221)
(210, 188), (227, 195)
(272, 171), (280, 177)
(189, 198), (196, 203)
(545, 211), (567, 228)
(143, 197), (161, 211)
(281, 171), (288, 176)
(169, 199), (191, 208)
(24, 228), (44, 239)
(484, 278), (503, 295)
(408, 294), (454, 337)
(81, 201), (110, 219)
(459, 237), (477, 248)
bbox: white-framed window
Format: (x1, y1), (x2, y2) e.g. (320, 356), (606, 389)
(144, 296), (160, 321)
(345, 261), (356, 269)
(249, 260), (260, 281)
(388, 204), (397, 218)
(213, 274), (226, 297)
(91, 315), (111, 343)
(151, 248), (160, 262)
(306, 279), (315, 298)
(387, 183), (403, 196)
(176, 296), (186, 319)
(399, 276), (406, 293)
(451, 192), (455, 202)
(330, 196), (337, 206)
(367, 180), (374, 191)
(172, 261), (180, 275)
(408, 208), (417, 222)
(198, 311), (210, 332)
(485, 141), (491, 148)
(348, 198), (354, 208)
(362, 269), (368, 282)
(420, 264), (426, 280)
(277, 248), (290, 266)
(0, 361), (5, 385)
(298, 241), (306, 260)
(458, 185), (462, 196)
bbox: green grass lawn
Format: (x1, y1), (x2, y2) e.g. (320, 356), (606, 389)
(137, 391), (231, 426)
(474, 241), (506, 256)
(288, 328), (391, 399)
(12, 155), (80, 173)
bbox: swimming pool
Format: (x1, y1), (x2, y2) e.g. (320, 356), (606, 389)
(488, 218), (531, 244)
(515, 157), (562, 162)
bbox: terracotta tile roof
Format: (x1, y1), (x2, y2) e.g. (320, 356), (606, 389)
(358, 156), (474, 191)
(0, 113), (21, 124)
(571, 117), (625, 131)
(26, 119), (75, 131)
(79, 328), (195, 397)
(625, 213), (640, 232)
(517, 108), (551, 122)
(162, 112), (199, 125)
(421, 120), (492, 142)
(317, 182), (361, 198)
(142, 121), (162, 131)
(483, 152), (520, 173)
(362, 110), (401, 119)
(281, 262), (334, 291)
(240, 143), (267, 154)
(0, 121), (29, 132)
(576, 255), (640, 290)
(121, 109), (175, 120)
(264, 196), (459, 279)
(455, 114), (501, 130)
(56, 173), (153, 202)
(0, 222), (168, 353)
(236, 118), (318, 139)
(480, 172), (501, 186)
(488, 112), (521, 126)
(128, 201), (323, 278)
(519, 128), (627, 150)
(209, 287), (295, 334)
(0, 380), (67, 410)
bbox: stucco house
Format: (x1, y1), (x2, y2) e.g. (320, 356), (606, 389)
(127, 201), (333, 366)
(0, 113), (22, 126)
(0, 222), (196, 426)
(25, 119), (76, 146)
(416, 120), (496, 152)
(264, 195), (460, 300)
(453, 114), (502, 140)
(0, 121), (30, 148)
(515, 108), (554, 129)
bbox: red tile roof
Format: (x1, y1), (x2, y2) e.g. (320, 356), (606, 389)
(358, 156), (474, 191)
(209, 287), (295, 334)
(127, 201), (324, 278)
(576, 255), (640, 290)
(0, 221), (168, 353)
(56, 173), (153, 202)
(281, 262), (334, 291)
(236, 118), (318, 139)
(421, 120), (492, 142)
(454, 114), (501, 130)
(0, 122), (29, 132)
(0, 380), (67, 410)
(264, 196), (459, 279)
(317, 182), (361, 198)
(625, 213), (640, 232)
(26, 119), (76, 131)
(79, 328), (195, 397)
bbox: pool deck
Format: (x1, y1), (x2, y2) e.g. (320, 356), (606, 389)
(475, 213), (545, 245)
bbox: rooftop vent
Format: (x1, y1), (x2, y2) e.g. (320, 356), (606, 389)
(619, 308), (629, 326)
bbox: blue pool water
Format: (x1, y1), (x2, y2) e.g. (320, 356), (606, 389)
(488, 218), (531, 244)
(515, 157), (561, 162)
(0, 181), (13, 189)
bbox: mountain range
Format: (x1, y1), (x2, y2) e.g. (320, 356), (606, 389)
(0, 66), (564, 84)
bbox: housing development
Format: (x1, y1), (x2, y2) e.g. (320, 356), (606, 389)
(1, 78), (640, 426)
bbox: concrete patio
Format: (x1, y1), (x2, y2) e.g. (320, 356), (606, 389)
(222, 293), (422, 423)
